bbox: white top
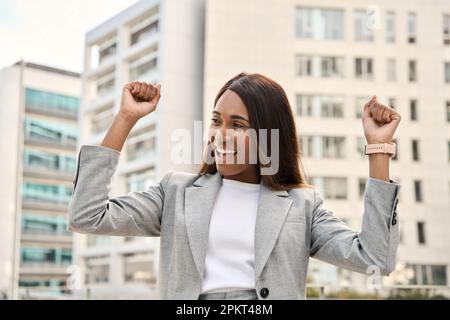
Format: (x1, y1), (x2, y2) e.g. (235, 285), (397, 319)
(200, 178), (261, 294)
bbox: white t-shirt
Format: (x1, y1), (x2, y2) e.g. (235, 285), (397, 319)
(200, 177), (261, 294)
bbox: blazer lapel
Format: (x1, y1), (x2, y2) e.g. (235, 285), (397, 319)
(184, 172), (294, 282)
(184, 172), (222, 280)
(254, 180), (293, 280)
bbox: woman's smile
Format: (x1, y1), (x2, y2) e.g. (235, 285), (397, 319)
(214, 144), (238, 163)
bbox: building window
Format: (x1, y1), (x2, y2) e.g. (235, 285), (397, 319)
(311, 176), (347, 200)
(320, 56), (344, 77)
(24, 118), (77, 146)
(24, 148), (76, 173)
(85, 256), (110, 284)
(130, 12), (159, 46)
(388, 97), (396, 110)
(355, 96), (371, 118)
(301, 136), (346, 159)
(126, 125), (157, 162)
(407, 12), (417, 44)
(86, 235), (111, 247)
(354, 10), (374, 42)
(406, 264), (447, 285)
(387, 58), (396, 82)
(91, 105), (114, 134)
(386, 11), (396, 43)
(90, 35), (117, 68)
(296, 95), (344, 118)
(445, 62), (450, 83)
(295, 7), (344, 40)
(22, 182), (72, 204)
(408, 60), (417, 82)
(410, 99), (417, 121)
(96, 71), (115, 97)
(356, 137), (366, 159)
(447, 101), (450, 122)
(417, 222), (426, 245)
(412, 139), (420, 161)
(25, 88), (79, 116)
(123, 252), (156, 284)
(414, 180), (423, 202)
(295, 54), (344, 78)
(130, 56), (157, 80)
(22, 214), (68, 235)
(296, 55), (312, 76)
(443, 14), (450, 45)
(21, 247), (56, 264)
(20, 247), (71, 265)
(355, 58), (374, 80)
(448, 141), (450, 162)
(99, 39), (116, 65)
(126, 169), (156, 192)
(129, 46), (158, 81)
(358, 178), (366, 199)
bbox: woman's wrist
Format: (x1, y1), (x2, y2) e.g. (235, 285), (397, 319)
(116, 111), (139, 127)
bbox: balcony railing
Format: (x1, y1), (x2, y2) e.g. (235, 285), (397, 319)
(22, 164), (74, 181)
(14, 284), (450, 300)
(21, 230), (72, 243)
(24, 133), (77, 149)
(25, 103), (78, 120)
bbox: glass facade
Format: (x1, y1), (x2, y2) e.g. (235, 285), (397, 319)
(301, 136), (346, 159)
(25, 88), (79, 116)
(23, 148), (76, 173)
(24, 118), (78, 146)
(295, 7), (344, 40)
(129, 55), (158, 81)
(296, 54), (345, 78)
(311, 176), (348, 200)
(20, 247), (72, 265)
(131, 20), (159, 45)
(406, 264), (447, 285)
(126, 126), (156, 162)
(22, 214), (69, 235)
(21, 182), (72, 204)
(354, 10), (374, 41)
(296, 95), (344, 118)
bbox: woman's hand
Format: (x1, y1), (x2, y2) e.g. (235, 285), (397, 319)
(362, 95), (401, 144)
(119, 81), (161, 122)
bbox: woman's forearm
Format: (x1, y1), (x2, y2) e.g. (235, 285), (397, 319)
(368, 153), (390, 181)
(101, 112), (138, 152)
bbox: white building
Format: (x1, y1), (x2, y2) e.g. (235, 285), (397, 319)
(74, 0), (205, 298)
(203, 0), (450, 289)
(0, 61), (80, 299)
(73, 0), (450, 298)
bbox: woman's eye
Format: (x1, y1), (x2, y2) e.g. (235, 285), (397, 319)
(233, 123), (245, 129)
(211, 118), (219, 125)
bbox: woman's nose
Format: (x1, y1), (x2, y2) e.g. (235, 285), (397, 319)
(215, 127), (233, 144)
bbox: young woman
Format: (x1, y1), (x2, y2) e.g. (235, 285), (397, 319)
(68, 73), (402, 300)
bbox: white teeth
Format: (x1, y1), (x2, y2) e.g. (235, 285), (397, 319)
(215, 146), (236, 154)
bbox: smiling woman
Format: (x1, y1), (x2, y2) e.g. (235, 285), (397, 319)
(67, 73), (402, 300)
(199, 73), (312, 189)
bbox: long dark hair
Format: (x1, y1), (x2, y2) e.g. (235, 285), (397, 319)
(199, 72), (312, 190)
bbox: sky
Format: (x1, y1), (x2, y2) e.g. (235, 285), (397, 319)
(0, 0), (139, 73)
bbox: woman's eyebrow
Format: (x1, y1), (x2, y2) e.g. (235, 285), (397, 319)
(230, 115), (250, 123)
(212, 110), (250, 123)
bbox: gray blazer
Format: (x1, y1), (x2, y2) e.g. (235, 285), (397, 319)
(67, 145), (401, 300)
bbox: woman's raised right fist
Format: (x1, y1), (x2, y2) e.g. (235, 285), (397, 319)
(119, 81), (161, 122)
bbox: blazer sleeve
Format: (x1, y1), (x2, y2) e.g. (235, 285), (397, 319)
(310, 177), (401, 276)
(67, 145), (173, 237)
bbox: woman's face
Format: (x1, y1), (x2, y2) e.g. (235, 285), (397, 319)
(208, 90), (259, 182)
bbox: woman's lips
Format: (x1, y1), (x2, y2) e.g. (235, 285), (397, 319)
(214, 145), (237, 163)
